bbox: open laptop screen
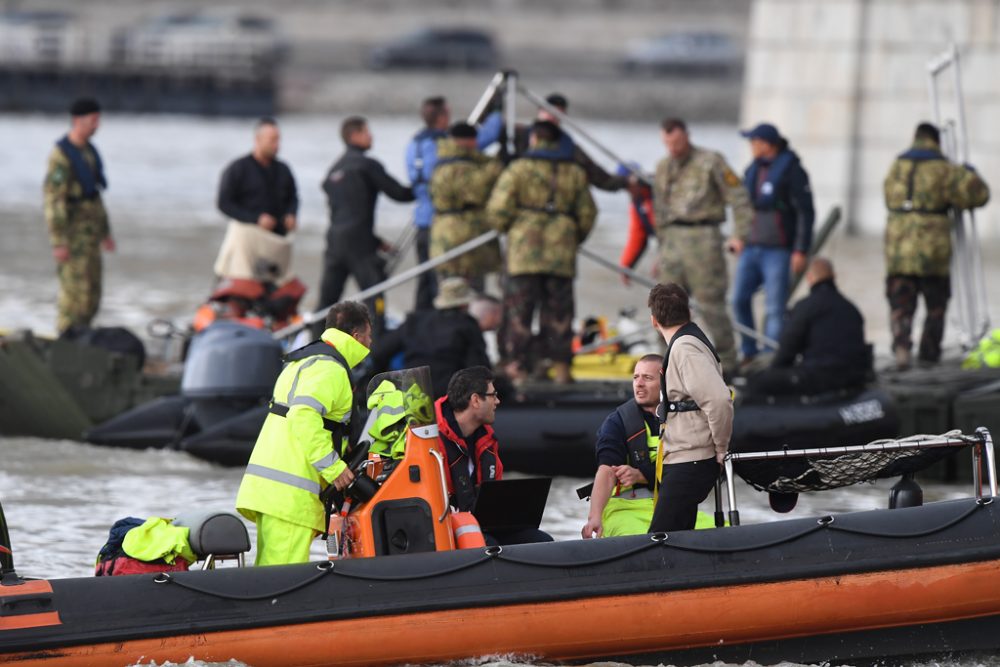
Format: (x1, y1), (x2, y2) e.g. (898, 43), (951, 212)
(471, 477), (552, 533)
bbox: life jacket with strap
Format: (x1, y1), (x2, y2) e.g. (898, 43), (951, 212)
(656, 322), (720, 423)
(515, 148), (578, 220)
(410, 128), (448, 187)
(887, 147), (951, 214)
(56, 135), (107, 200)
(267, 340), (356, 446)
(743, 149), (795, 211)
(612, 399), (658, 500)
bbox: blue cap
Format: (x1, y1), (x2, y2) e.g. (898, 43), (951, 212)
(740, 122), (782, 144)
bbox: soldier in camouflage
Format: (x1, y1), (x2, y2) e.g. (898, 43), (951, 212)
(883, 122), (990, 367)
(487, 121), (598, 384)
(653, 118), (751, 372)
(43, 98), (115, 335)
(429, 122), (504, 292)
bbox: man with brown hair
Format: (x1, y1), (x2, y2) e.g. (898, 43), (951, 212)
(647, 282), (733, 532)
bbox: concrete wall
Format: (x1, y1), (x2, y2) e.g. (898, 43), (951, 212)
(741, 0), (1000, 236)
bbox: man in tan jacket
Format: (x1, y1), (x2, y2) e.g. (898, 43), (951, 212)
(647, 283), (733, 532)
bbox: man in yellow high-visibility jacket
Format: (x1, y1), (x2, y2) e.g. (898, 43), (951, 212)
(237, 301), (372, 566)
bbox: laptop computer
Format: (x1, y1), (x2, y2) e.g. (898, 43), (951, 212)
(471, 477), (552, 533)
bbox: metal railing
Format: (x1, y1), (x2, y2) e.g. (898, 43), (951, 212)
(718, 427), (996, 527)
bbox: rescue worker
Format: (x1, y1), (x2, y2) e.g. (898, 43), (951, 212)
(435, 366), (551, 545)
(44, 97), (115, 335)
(429, 122), (504, 291)
(487, 120), (598, 384)
(884, 122), (990, 368)
(654, 118), (751, 373)
(648, 283), (733, 533)
(318, 117), (414, 335)
(732, 122), (815, 363)
(370, 277), (492, 399)
(236, 301), (372, 566)
(742, 257), (869, 396)
(406, 97), (497, 309)
(582, 355), (717, 538)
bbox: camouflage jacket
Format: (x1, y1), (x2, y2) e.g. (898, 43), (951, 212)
(653, 145), (751, 239)
(428, 139), (504, 275)
(884, 137), (990, 276)
(43, 142), (110, 249)
(487, 142), (597, 278)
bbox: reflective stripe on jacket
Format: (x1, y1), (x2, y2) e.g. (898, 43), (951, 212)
(236, 327), (370, 533)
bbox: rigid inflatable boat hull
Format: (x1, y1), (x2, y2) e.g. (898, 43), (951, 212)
(2, 498), (999, 666)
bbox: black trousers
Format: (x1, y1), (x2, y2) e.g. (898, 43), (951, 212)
(414, 227), (437, 311)
(317, 251), (386, 335)
(649, 457), (720, 533)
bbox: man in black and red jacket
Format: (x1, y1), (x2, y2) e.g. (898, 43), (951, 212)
(434, 366), (551, 545)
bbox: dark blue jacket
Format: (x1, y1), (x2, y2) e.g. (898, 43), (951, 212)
(744, 148), (815, 253)
(594, 404), (658, 491)
(772, 279), (867, 370)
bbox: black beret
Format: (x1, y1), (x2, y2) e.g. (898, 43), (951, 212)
(545, 93), (568, 110)
(69, 97), (101, 116)
(449, 122), (477, 139)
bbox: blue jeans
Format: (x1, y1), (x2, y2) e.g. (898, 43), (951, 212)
(732, 245), (791, 358)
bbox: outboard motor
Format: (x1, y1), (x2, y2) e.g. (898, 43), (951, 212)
(181, 322), (283, 430)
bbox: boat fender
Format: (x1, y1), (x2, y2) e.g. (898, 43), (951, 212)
(449, 512), (486, 549)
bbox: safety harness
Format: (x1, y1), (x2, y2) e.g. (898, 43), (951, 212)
(267, 340), (353, 442)
(515, 149), (577, 219)
(888, 148), (950, 215)
(656, 322), (720, 422)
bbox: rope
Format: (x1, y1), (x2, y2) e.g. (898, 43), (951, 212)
(150, 499), (990, 599)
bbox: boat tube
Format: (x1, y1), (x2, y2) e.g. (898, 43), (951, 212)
(1, 427), (1000, 666)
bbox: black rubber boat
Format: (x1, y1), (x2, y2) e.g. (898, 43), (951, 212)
(2, 459), (1000, 665)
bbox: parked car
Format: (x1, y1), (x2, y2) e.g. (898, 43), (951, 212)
(368, 27), (499, 70)
(621, 31), (742, 75)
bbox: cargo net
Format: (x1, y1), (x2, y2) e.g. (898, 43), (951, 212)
(735, 430), (976, 494)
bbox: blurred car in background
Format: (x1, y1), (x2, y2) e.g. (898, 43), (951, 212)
(112, 10), (289, 81)
(368, 27), (499, 70)
(621, 31), (742, 75)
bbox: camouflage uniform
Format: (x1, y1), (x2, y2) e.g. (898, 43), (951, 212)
(653, 145), (751, 371)
(429, 138), (504, 291)
(884, 137), (990, 362)
(487, 142), (597, 369)
(43, 142), (111, 334)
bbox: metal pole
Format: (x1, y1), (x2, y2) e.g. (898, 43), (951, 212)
(505, 71), (518, 157)
(272, 231), (500, 340)
(577, 245), (779, 348)
(384, 221), (417, 275)
(724, 457), (740, 527)
(713, 477), (725, 528)
(979, 427), (998, 497)
(517, 83), (649, 181)
(467, 71), (506, 125)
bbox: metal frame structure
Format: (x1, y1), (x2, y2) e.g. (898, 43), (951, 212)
(927, 44), (990, 348)
(719, 428), (997, 527)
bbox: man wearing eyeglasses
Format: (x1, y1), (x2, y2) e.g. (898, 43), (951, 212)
(433, 366), (551, 545)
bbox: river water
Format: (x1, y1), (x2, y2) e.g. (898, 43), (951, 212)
(0, 113), (997, 667)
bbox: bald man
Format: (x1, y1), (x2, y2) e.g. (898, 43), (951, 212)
(744, 257), (870, 395)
